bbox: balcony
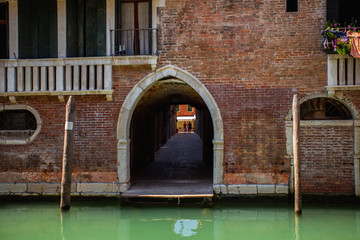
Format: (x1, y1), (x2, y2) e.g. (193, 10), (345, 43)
(327, 55), (360, 95)
(0, 57), (114, 102)
(322, 26), (360, 95)
(0, 27), (159, 101)
(110, 28), (158, 56)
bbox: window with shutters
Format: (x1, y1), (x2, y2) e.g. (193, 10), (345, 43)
(0, 2), (8, 59)
(18, 0), (57, 59)
(67, 0), (106, 57)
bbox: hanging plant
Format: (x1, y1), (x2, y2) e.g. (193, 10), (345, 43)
(322, 20), (359, 55)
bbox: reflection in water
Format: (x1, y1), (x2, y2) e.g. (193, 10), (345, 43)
(295, 214), (301, 240)
(0, 202), (359, 240)
(174, 219), (200, 237)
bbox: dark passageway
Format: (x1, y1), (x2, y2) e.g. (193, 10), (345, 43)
(134, 133), (212, 181)
(126, 133), (213, 196)
(124, 77), (214, 196)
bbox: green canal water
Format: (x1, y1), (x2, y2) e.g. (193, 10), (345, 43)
(0, 201), (359, 240)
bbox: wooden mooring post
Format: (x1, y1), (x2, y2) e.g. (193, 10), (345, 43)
(293, 94), (302, 215)
(60, 96), (75, 211)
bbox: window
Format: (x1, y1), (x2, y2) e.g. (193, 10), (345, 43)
(115, 0), (151, 55)
(67, 0), (106, 57)
(286, 0), (298, 12)
(176, 105), (180, 112)
(0, 2), (8, 59)
(187, 105), (193, 112)
(0, 106), (42, 144)
(300, 98), (352, 120)
(18, 0), (57, 59)
(327, 0), (360, 23)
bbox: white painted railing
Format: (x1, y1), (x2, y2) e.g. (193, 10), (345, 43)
(328, 55), (360, 86)
(0, 57), (113, 95)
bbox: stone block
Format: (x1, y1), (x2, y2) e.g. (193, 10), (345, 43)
(258, 185), (275, 194)
(276, 185), (289, 194)
(119, 183), (129, 193)
(239, 185), (257, 194)
(219, 184), (227, 194)
(0, 183), (27, 193)
(227, 185), (240, 194)
(28, 183), (76, 193)
(213, 184), (221, 194)
(77, 183), (118, 193)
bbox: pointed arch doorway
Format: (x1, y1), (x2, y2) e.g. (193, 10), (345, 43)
(116, 65), (224, 194)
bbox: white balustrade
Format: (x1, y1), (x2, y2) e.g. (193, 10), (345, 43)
(328, 55), (360, 86)
(0, 57), (113, 95)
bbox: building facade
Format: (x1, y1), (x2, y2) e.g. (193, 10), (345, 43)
(0, 0), (360, 197)
(176, 104), (195, 132)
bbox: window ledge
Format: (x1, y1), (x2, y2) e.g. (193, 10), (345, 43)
(0, 90), (114, 102)
(326, 85), (360, 91)
(300, 120), (354, 127)
(326, 85), (360, 97)
(112, 56), (157, 70)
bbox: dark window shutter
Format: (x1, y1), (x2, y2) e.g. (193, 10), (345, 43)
(0, 2), (8, 59)
(85, 0), (106, 56)
(18, 0), (57, 59)
(67, 0), (106, 57)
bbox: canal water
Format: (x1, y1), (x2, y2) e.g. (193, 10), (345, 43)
(0, 201), (359, 240)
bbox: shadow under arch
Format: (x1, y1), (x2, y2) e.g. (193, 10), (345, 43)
(284, 92), (360, 196)
(116, 65), (224, 192)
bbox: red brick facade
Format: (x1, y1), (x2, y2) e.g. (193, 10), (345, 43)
(300, 125), (354, 194)
(1, 0), (359, 196)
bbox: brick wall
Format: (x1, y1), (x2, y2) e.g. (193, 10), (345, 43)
(300, 125), (354, 194)
(155, 0), (328, 186)
(1, 0), (358, 195)
(0, 95), (120, 183)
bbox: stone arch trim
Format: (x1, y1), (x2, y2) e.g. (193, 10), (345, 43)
(116, 65), (224, 192)
(285, 92), (360, 196)
(284, 92), (360, 121)
(0, 104), (42, 145)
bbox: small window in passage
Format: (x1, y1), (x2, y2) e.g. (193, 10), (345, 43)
(286, 0), (298, 12)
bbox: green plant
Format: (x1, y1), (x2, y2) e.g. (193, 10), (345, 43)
(334, 38), (351, 55)
(323, 20), (359, 55)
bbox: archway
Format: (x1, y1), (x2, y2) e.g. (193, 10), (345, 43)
(117, 65), (224, 192)
(285, 93), (360, 196)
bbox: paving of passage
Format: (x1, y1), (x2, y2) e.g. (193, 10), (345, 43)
(124, 133), (213, 196)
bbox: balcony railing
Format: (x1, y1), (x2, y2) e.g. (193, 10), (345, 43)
(0, 57), (113, 100)
(110, 28), (158, 56)
(327, 54), (360, 86)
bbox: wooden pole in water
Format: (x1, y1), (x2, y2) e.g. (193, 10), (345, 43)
(293, 94), (302, 215)
(60, 96), (75, 211)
